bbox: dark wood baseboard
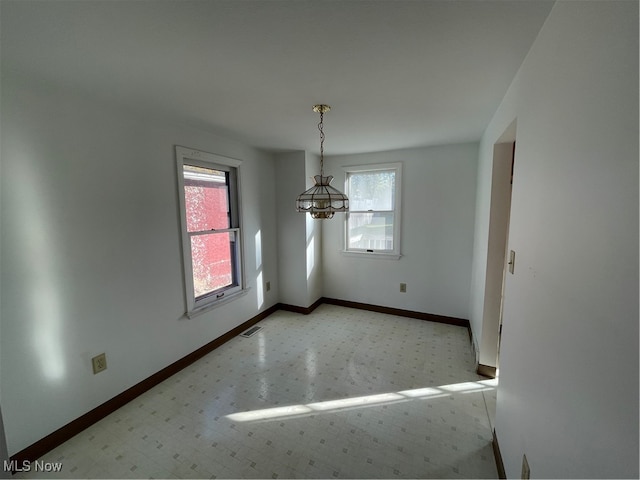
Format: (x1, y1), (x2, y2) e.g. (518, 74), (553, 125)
(492, 428), (506, 479)
(322, 297), (470, 329)
(9, 303), (280, 472)
(11, 297), (472, 469)
(277, 297), (324, 315)
(477, 363), (497, 378)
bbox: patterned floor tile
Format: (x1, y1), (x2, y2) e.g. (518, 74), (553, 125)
(15, 304), (498, 479)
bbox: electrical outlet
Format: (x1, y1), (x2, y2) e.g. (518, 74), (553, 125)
(400, 283), (407, 293)
(266, 281), (271, 292)
(92, 353), (107, 374)
(521, 454), (530, 480)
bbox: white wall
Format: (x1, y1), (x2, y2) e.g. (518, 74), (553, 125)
(275, 151), (323, 309)
(0, 76), (279, 454)
(275, 152), (308, 307)
(304, 153), (323, 305)
(0, 69), (7, 475)
(472, 1), (638, 477)
(322, 144), (478, 319)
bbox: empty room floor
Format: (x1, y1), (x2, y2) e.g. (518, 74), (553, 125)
(16, 304), (498, 479)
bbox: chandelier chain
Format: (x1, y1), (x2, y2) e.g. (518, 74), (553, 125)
(318, 110), (325, 176)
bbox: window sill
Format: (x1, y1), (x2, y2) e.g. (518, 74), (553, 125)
(341, 250), (402, 260)
(186, 288), (251, 319)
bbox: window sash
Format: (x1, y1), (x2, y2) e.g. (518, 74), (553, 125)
(347, 169), (396, 211)
(347, 211), (395, 252)
(183, 166), (231, 232)
(189, 229), (241, 300)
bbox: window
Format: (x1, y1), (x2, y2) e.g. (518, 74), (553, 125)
(344, 163), (402, 258)
(176, 146), (244, 315)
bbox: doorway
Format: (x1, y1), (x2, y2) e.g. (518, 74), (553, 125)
(478, 121), (516, 377)
(496, 143), (515, 367)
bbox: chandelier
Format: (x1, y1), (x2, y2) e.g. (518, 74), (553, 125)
(295, 104), (349, 219)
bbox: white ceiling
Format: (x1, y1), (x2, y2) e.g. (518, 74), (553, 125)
(1, 1), (554, 155)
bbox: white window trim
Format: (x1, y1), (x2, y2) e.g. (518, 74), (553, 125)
(342, 162), (402, 260)
(175, 146), (247, 317)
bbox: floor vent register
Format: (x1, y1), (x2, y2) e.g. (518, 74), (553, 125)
(240, 326), (262, 337)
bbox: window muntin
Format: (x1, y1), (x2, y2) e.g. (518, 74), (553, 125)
(176, 147), (244, 315)
(345, 163), (402, 257)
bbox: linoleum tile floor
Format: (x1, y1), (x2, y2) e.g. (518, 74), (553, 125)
(16, 304), (499, 479)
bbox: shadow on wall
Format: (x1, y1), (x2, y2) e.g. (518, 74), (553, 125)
(0, 406), (9, 479)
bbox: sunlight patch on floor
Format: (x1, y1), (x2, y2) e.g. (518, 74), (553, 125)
(227, 380), (496, 422)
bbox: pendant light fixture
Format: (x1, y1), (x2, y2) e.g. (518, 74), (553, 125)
(296, 104), (349, 219)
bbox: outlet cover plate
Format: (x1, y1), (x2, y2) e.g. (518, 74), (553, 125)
(92, 353), (107, 374)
